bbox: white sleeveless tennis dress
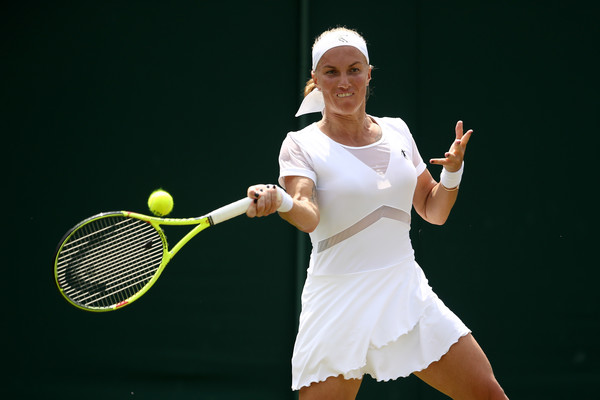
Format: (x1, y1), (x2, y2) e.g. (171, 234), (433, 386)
(278, 116), (470, 390)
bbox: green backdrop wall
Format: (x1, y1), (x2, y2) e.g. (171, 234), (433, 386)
(5, 1), (597, 399)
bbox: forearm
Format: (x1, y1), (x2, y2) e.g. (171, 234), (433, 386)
(413, 167), (462, 225)
(279, 196), (319, 233)
(423, 183), (459, 225)
(280, 176), (320, 233)
(419, 120), (471, 225)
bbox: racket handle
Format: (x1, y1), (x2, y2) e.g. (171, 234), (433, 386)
(209, 191), (293, 225)
(209, 197), (253, 225)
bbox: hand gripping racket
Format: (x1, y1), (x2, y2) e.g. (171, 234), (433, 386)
(54, 197), (262, 312)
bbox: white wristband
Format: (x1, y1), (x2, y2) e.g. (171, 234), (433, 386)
(276, 186), (294, 212)
(440, 162), (464, 189)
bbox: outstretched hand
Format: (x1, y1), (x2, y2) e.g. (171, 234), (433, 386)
(429, 120), (473, 172)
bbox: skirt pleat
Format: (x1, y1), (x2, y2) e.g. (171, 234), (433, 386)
(291, 260), (470, 390)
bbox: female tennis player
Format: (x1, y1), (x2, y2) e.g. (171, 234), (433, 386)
(246, 27), (508, 400)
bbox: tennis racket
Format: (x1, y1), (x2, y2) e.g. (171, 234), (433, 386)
(54, 196), (262, 312)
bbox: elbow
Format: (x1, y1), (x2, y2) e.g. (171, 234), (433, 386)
(280, 212), (319, 233)
(297, 218), (319, 233)
(296, 206), (320, 233)
(420, 206), (450, 226)
(426, 214), (448, 226)
(302, 224), (318, 234)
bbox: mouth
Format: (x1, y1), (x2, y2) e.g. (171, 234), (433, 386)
(336, 92), (354, 98)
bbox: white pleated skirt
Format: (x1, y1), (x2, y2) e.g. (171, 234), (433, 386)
(291, 259), (470, 390)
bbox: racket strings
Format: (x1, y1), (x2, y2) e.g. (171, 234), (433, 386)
(56, 216), (164, 309)
(57, 218), (163, 307)
(61, 221), (158, 285)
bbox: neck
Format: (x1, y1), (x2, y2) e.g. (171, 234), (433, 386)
(318, 109), (380, 146)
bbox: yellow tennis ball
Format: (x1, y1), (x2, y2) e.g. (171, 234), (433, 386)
(148, 189), (174, 216)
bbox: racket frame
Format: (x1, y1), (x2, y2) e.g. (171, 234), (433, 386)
(54, 197), (253, 312)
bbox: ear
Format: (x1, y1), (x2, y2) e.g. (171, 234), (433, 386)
(311, 70), (318, 88)
(367, 65), (372, 86)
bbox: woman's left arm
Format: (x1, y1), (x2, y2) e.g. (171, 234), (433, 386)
(413, 121), (473, 225)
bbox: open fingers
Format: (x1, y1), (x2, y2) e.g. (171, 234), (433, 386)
(459, 128), (473, 147)
(430, 121), (474, 171)
(455, 120), (464, 139)
(430, 151), (462, 169)
(455, 120), (474, 145)
(452, 120), (473, 152)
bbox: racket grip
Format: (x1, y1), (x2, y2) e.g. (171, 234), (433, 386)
(209, 197), (253, 225)
(209, 190), (293, 225)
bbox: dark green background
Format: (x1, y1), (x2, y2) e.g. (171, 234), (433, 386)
(4, 1), (598, 398)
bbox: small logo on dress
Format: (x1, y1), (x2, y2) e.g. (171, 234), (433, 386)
(401, 149), (407, 159)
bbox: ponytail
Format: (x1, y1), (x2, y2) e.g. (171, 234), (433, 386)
(303, 78), (317, 98)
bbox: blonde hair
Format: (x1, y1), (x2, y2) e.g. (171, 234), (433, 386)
(303, 78), (318, 97)
(303, 27), (370, 98)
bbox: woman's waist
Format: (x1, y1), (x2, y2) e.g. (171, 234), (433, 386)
(311, 205), (412, 253)
(308, 228), (415, 276)
(308, 253), (416, 277)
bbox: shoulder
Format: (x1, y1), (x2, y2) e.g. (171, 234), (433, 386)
(286, 122), (320, 140)
(284, 122), (328, 150)
(373, 115), (424, 166)
(371, 116), (411, 134)
(371, 116), (417, 147)
(280, 123), (321, 160)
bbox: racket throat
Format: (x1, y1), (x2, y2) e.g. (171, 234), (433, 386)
(168, 218), (211, 259)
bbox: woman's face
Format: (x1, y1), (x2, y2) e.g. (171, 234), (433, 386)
(313, 46), (371, 116)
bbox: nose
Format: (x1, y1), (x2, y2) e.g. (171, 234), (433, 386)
(338, 73), (350, 89)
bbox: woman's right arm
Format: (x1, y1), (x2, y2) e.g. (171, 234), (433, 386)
(280, 176), (319, 233)
(246, 176), (319, 233)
